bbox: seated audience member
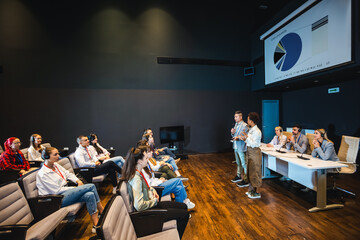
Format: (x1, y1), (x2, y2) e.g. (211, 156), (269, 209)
(75, 135), (122, 193)
(266, 126), (287, 149)
(312, 129), (339, 161)
(88, 133), (125, 168)
(286, 124), (311, 154)
(139, 145), (195, 209)
(239, 112), (262, 199)
(0, 137), (30, 177)
(121, 147), (190, 239)
(143, 128), (179, 162)
(36, 147), (104, 233)
(143, 133), (186, 179)
(28, 134), (45, 161)
(137, 140), (177, 180)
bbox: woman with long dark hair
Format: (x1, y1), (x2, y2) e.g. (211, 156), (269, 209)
(88, 133), (125, 168)
(121, 146), (190, 239)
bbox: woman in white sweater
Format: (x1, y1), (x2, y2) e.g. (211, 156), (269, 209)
(28, 134), (45, 161)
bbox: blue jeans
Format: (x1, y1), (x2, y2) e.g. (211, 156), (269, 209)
(159, 147), (176, 159)
(61, 184), (100, 215)
(234, 150), (247, 181)
(105, 156), (125, 168)
(159, 178), (187, 203)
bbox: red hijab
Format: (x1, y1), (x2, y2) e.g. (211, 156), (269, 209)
(4, 137), (19, 155)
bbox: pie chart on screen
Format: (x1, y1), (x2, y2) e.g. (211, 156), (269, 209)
(273, 33), (302, 71)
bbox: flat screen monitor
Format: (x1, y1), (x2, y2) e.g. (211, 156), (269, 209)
(264, 0), (352, 85)
(159, 126), (185, 145)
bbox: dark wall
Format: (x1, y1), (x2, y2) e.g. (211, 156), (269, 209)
(0, 0), (270, 154)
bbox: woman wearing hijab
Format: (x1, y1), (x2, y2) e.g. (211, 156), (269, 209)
(0, 137), (30, 176)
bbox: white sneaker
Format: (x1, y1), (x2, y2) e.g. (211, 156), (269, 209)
(113, 187), (117, 194)
(184, 199), (195, 209)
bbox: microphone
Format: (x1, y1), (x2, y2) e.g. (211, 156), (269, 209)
(276, 142), (287, 153)
(297, 151), (310, 160)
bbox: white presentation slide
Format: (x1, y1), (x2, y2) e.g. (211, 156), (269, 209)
(264, 0), (352, 85)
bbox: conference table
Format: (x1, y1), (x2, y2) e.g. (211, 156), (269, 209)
(260, 144), (347, 212)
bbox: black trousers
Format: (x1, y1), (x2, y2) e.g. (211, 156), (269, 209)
(153, 201), (189, 239)
(94, 161), (122, 187)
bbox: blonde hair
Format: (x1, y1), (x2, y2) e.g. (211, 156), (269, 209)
(275, 126), (283, 136)
(315, 128), (332, 143)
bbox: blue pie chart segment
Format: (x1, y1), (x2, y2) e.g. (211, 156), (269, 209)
(273, 33), (302, 71)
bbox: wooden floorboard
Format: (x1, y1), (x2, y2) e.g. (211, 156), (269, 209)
(57, 152), (360, 240)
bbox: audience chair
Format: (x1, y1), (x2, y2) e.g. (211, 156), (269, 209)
(20, 148), (29, 160)
(0, 181), (69, 240)
(331, 135), (360, 197)
(116, 180), (176, 237)
(96, 195), (179, 240)
(306, 133), (315, 152)
(18, 168), (84, 222)
(283, 131), (292, 140)
(67, 153), (107, 184)
(0, 169), (21, 185)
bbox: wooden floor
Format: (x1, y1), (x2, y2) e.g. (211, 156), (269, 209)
(57, 152), (360, 240)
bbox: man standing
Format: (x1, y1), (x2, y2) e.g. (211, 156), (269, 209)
(239, 112), (262, 199)
(286, 124), (310, 154)
(231, 111), (248, 186)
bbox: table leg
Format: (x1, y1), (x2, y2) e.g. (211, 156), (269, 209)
(308, 169), (343, 212)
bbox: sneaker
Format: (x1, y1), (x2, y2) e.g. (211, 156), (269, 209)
(231, 175), (242, 183)
(113, 187), (117, 194)
(92, 225), (98, 234)
(185, 200), (195, 209)
(248, 191), (261, 199)
(176, 176), (189, 182)
(300, 187), (310, 192)
(236, 180), (249, 188)
(245, 190), (255, 196)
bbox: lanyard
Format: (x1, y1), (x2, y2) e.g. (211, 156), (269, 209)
(136, 169), (150, 189)
(15, 154), (23, 164)
(85, 147), (92, 159)
(296, 133), (302, 144)
(44, 164), (66, 181)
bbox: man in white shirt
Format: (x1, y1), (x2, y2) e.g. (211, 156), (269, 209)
(75, 135), (122, 192)
(239, 112), (262, 199)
